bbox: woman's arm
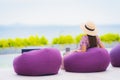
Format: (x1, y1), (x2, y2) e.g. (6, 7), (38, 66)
(80, 45), (86, 52)
(96, 36), (105, 48)
(98, 42), (105, 48)
(73, 45), (86, 52)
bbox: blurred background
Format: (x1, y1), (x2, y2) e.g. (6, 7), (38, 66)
(0, 0), (120, 54)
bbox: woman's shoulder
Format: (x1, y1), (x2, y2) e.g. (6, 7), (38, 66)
(96, 35), (100, 39)
(81, 34), (88, 40)
(95, 35), (101, 43)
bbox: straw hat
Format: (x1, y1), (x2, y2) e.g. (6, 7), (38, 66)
(80, 22), (98, 36)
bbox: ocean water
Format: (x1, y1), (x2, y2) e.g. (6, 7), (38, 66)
(0, 24), (120, 41)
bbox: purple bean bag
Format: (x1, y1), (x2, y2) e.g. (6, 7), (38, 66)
(110, 44), (120, 67)
(13, 48), (62, 76)
(64, 48), (110, 72)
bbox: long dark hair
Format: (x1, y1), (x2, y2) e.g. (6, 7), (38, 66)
(87, 35), (97, 48)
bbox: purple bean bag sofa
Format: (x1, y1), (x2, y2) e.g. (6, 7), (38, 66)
(110, 44), (120, 67)
(64, 48), (110, 72)
(13, 48), (62, 76)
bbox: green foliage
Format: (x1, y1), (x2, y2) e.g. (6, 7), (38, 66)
(14, 38), (24, 47)
(58, 35), (65, 44)
(52, 38), (59, 44)
(7, 38), (15, 47)
(75, 34), (83, 43)
(22, 38), (30, 46)
(0, 33), (120, 48)
(64, 35), (74, 44)
(52, 35), (74, 44)
(0, 35), (48, 48)
(40, 36), (48, 45)
(0, 39), (9, 48)
(27, 35), (41, 46)
(100, 33), (119, 43)
(119, 35), (120, 42)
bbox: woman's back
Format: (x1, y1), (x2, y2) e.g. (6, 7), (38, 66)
(79, 35), (104, 52)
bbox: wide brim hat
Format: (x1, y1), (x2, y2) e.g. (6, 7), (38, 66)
(80, 22), (98, 36)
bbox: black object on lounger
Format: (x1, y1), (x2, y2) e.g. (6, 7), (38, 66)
(66, 47), (70, 52)
(21, 49), (40, 53)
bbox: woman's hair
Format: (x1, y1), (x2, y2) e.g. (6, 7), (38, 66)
(87, 35), (97, 48)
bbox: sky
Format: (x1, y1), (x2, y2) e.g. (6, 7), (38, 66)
(0, 0), (120, 25)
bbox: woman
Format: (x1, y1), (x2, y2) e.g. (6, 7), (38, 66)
(61, 22), (104, 69)
(73, 21), (104, 52)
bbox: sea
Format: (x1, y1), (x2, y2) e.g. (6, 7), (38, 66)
(0, 24), (120, 41)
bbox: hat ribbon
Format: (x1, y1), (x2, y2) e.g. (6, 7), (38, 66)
(85, 25), (95, 31)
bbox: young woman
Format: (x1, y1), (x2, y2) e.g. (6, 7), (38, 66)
(73, 21), (104, 52)
(61, 22), (104, 69)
